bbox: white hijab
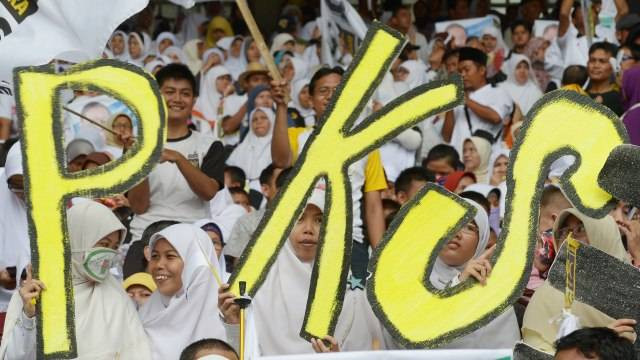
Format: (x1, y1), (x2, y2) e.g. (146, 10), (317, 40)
(128, 32), (150, 67)
(481, 25), (507, 54)
(139, 224), (226, 360)
(194, 65), (232, 124)
(500, 54), (543, 115)
(161, 45), (188, 64)
(0, 142), (29, 277)
(109, 30), (129, 61)
(290, 78), (313, 118)
(429, 199), (490, 290)
(0, 201), (152, 359)
(226, 107), (275, 181)
(251, 192), (384, 355)
(425, 198), (520, 350)
(155, 32), (179, 55)
(288, 56), (309, 84)
(224, 37), (248, 81)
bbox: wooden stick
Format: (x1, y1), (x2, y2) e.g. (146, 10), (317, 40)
(236, 0), (282, 82)
(62, 106), (119, 137)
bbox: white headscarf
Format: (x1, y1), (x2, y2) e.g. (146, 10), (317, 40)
(194, 65), (232, 124)
(144, 59), (166, 74)
(0, 201), (152, 359)
(290, 78), (313, 118)
(287, 56), (309, 84)
(202, 47), (226, 65)
(139, 224), (226, 360)
(481, 25), (507, 54)
(429, 199), (490, 290)
(489, 149), (510, 183)
(270, 33), (295, 54)
(0, 142), (29, 277)
(109, 30), (129, 61)
(183, 39), (203, 75)
(226, 107), (275, 181)
(128, 32), (150, 67)
(161, 45), (188, 64)
(224, 36), (248, 81)
(155, 32), (179, 55)
(398, 60), (428, 89)
(500, 54), (543, 115)
(250, 191), (384, 355)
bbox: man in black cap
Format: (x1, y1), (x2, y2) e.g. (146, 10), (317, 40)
(442, 47), (512, 155)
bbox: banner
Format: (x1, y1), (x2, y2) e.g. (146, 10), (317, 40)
(435, 16), (498, 48)
(320, 0), (368, 66)
(0, 0), (149, 81)
(261, 349), (513, 360)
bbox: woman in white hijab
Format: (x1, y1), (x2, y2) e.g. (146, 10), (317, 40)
(155, 32), (179, 56)
(269, 33), (295, 55)
(139, 223), (226, 360)
(280, 56), (309, 84)
(223, 36), (248, 81)
(426, 199), (520, 349)
(0, 201), (152, 359)
(396, 59), (428, 89)
(463, 136), (492, 184)
(161, 46), (188, 65)
(183, 39), (204, 75)
(226, 107), (275, 191)
(193, 65), (234, 140)
(0, 143), (29, 318)
(290, 78), (313, 119)
(128, 32), (151, 67)
(481, 26), (507, 79)
(109, 30), (129, 61)
(219, 188), (385, 356)
(499, 54), (543, 115)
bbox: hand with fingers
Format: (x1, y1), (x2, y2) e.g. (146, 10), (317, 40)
(270, 79), (289, 107)
(311, 336), (340, 353)
(458, 245), (496, 286)
(608, 318), (638, 344)
(19, 265), (45, 318)
(617, 219), (640, 265)
(218, 284), (240, 325)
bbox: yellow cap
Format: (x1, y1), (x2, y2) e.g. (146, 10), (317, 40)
(123, 272), (157, 293)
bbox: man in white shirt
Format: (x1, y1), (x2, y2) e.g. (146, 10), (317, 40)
(128, 64), (226, 242)
(442, 47), (513, 154)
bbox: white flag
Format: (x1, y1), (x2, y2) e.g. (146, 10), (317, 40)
(0, 0), (149, 81)
(320, 0), (368, 67)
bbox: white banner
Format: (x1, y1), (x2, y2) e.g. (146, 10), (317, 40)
(320, 0), (368, 67)
(0, 0), (149, 81)
(262, 349), (513, 360)
(435, 16), (499, 48)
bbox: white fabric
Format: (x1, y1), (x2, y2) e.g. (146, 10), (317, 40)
(139, 224), (226, 360)
(129, 130), (214, 241)
(0, 0), (148, 80)
(109, 30), (129, 61)
(398, 60), (428, 89)
(226, 107), (275, 182)
(1, 201), (152, 360)
(449, 84), (512, 155)
(127, 32), (150, 67)
(269, 33), (295, 55)
(154, 32), (179, 55)
(557, 24), (603, 67)
(161, 45), (187, 64)
(288, 57), (309, 84)
(499, 54), (542, 115)
(224, 36), (248, 81)
(249, 242), (383, 355)
(194, 65), (231, 127)
(481, 26), (507, 54)
(290, 78), (313, 118)
(319, 0), (367, 66)
(0, 142), (29, 293)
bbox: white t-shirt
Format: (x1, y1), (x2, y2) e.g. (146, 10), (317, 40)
(129, 130), (225, 241)
(449, 84), (512, 154)
(0, 81), (18, 138)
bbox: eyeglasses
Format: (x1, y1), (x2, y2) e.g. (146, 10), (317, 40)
(460, 223), (479, 236)
(557, 223), (586, 241)
(315, 86), (338, 99)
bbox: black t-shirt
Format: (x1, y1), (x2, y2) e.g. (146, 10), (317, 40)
(588, 89), (624, 116)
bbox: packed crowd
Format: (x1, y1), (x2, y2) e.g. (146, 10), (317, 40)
(1, 0), (640, 358)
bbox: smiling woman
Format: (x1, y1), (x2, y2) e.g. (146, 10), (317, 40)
(139, 223), (226, 360)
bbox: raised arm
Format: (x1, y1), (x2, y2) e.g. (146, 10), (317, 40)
(270, 79), (293, 168)
(558, 0), (573, 38)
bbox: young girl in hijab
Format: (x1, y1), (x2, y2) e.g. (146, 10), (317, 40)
(0, 201), (152, 359)
(522, 208), (637, 354)
(499, 54), (543, 116)
(162, 46), (188, 65)
(193, 65), (235, 140)
(290, 78), (313, 121)
(155, 32), (178, 56)
(206, 17), (234, 48)
(139, 223), (226, 360)
(463, 137), (492, 184)
(109, 31), (128, 61)
(201, 48), (226, 75)
(128, 32), (150, 67)
(481, 26), (507, 79)
(280, 56), (309, 85)
(218, 188), (385, 356)
(226, 107), (274, 191)
(489, 150), (509, 187)
(105, 113), (134, 158)
(224, 36), (247, 81)
(183, 39), (204, 75)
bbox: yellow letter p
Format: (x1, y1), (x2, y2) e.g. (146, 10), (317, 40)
(15, 60), (165, 358)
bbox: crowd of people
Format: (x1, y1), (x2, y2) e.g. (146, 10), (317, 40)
(1, 0), (640, 358)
